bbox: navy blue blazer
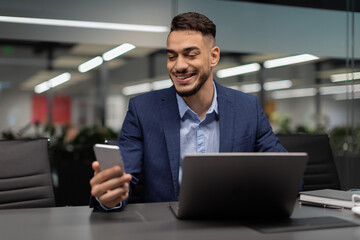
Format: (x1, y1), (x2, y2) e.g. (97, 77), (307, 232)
(118, 82), (286, 205)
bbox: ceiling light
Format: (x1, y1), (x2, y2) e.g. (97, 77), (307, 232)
(152, 79), (173, 90)
(272, 88), (317, 99)
(240, 83), (261, 93)
(103, 43), (136, 61)
(34, 72), (71, 94)
(78, 56), (103, 73)
(216, 63), (260, 78)
(34, 82), (49, 94)
(122, 79), (173, 96)
(263, 80), (292, 91)
(122, 83), (152, 96)
(228, 86), (241, 91)
(319, 84), (360, 95)
(0, 16), (169, 33)
(263, 54), (319, 68)
(330, 72), (360, 82)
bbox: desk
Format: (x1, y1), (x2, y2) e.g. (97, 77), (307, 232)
(1, 201), (360, 240)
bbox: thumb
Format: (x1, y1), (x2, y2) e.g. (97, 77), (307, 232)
(92, 161), (101, 175)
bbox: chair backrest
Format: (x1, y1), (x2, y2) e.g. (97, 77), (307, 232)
(276, 134), (341, 191)
(0, 138), (55, 209)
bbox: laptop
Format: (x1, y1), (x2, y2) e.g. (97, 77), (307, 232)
(170, 152), (308, 219)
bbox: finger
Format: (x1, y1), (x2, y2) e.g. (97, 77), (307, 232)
(98, 188), (130, 208)
(90, 172), (131, 197)
(93, 173), (130, 195)
(90, 165), (122, 187)
(92, 161), (100, 175)
(100, 185), (130, 203)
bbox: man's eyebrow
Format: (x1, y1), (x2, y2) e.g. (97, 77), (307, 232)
(183, 46), (200, 52)
(166, 46), (200, 54)
(166, 49), (176, 54)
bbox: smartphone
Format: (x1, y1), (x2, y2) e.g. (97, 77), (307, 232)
(93, 144), (124, 176)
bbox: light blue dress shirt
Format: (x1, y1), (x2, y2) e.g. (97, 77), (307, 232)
(176, 82), (220, 183)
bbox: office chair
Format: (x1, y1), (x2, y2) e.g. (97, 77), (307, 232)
(0, 138), (55, 209)
(276, 134), (341, 191)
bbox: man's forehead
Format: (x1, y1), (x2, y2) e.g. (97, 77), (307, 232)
(168, 30), (203, 42)
(167, 30), (212, 50)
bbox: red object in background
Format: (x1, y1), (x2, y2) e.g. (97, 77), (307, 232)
(32, 95), (48, 124)
(32, 95), (71, 125)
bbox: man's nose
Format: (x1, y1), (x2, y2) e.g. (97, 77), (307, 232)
(174, 56), (188, 71)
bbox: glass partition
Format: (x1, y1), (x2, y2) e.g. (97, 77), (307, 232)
(0, 1), (358, 205)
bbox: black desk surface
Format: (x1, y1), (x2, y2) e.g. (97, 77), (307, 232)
(1, 201), (360, 240)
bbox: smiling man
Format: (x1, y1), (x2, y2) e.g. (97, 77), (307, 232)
(166, 23), (219, 120)
(90, 12), (285, 211)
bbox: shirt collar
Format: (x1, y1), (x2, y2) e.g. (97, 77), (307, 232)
(176, 81), (218, 119)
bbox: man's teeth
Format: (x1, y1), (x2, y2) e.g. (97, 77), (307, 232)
(177, 75), (193, 80)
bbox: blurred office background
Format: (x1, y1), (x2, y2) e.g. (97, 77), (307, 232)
(0, 0), (359, 206)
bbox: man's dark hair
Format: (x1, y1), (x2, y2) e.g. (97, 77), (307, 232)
(170, 12), (216, 39)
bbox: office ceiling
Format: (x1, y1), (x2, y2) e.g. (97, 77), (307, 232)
(0, 0), (358, 97)
(1, 38), (356, 98)
(0, 39), (166, 95)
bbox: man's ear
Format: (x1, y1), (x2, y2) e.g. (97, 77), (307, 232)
(210, 46), (220, 67)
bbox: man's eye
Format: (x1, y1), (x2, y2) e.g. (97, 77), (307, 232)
(168, 56), (176, 60)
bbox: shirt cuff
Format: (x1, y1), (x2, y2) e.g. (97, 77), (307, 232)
(95, 197), (123, 211)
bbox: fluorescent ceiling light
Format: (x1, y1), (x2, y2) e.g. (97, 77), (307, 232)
(330, 72), (360, 82)
(272, 88), (317, 99)
(240, 83), (261, 93)
(216, 63), (260, 78)
(34, 72), (71, 93)
(123, 79), (173, 96)
(319, 84), (360, 95)
(229, 80), (292, 93)
(263, 54), (319, 68)
(228, 85), (240, 91)
(122, 83), (152, 96)
(78, 56), (103, 73)
(263, 80), (292, 91)
(103, 43), (136, 61)
(152, 79), (173, 90)
(0, 16), (169, 33)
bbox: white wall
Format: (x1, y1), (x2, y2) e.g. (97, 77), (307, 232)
(106, 95), (128, 132)
(0, 90), (32, 134)
(275, 96), (360, 131)
(322, 97), (360, 128)
(275, 96), (315, 130)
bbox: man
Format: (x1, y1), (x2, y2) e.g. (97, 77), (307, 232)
(90, 12), (286, 211)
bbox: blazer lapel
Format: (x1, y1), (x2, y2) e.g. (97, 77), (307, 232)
(216, 82), (235, 152)
(159, 87), (181, 197)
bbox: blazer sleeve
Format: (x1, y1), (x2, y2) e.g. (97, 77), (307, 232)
(119, 98), (144, 173)
(254, 97), (286, 152)
(118, 98), (146, 203)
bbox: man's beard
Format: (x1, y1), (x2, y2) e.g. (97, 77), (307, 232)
(171, 71), (210, 98)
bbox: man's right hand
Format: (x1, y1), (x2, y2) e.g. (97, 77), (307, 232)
(90, 161), (132, 209)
